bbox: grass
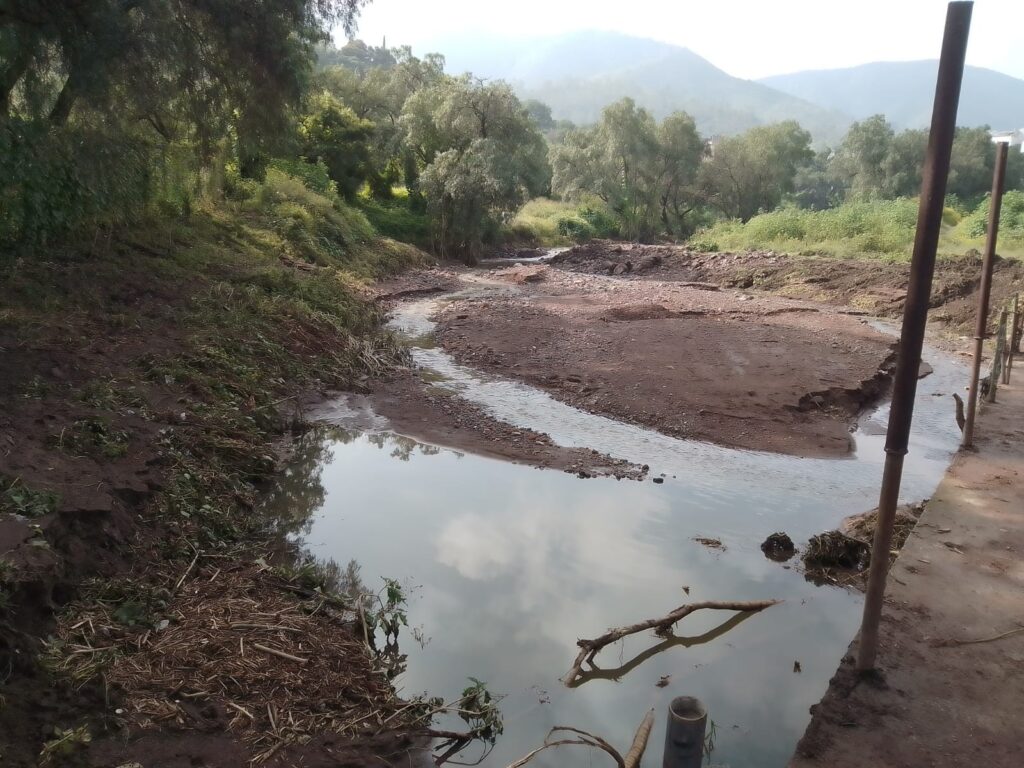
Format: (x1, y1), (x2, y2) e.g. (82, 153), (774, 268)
(357, 192), (432, 250)
(508, 197), (619, 246)
(692, 195), (1024, 261)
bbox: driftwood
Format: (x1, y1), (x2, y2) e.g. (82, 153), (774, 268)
(564, 600), (780, 685)
(503, 709), (654, 768)
(566, 610), (756, 688)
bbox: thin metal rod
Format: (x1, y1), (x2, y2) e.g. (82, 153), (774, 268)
(962, 140), (1009, 446)
(1003, 294), (1018, 383)
(856, 0), (972, 673)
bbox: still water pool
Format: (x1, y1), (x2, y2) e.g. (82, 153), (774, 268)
(262, 295), (966, 767)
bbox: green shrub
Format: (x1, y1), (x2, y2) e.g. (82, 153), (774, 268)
(556, 216), (595, 240)
(578, 205), (620, 238)
(268, 158), (337, 197)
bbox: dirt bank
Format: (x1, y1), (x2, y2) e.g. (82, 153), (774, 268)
(551, 241), (1024, 335)
(0, 216), (434, 767)
(312, 371), (647, 479)
(791, 380), (1024, 768)
(434, 264), (897, 457)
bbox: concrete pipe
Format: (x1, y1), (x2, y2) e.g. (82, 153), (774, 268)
(662, 696), (708, 768)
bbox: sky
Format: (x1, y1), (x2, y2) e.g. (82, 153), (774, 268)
(344, 0), (1024, 81)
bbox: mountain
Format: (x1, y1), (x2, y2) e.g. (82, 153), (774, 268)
(761, 61), (1024, 131)
(422, 31), (853, 143)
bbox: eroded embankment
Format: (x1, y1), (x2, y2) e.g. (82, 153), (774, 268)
(0, 216), (432, 767)
(433, 264), (898, 457)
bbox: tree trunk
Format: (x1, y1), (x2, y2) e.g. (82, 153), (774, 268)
(48, 73), (79, 125)
(0, 33), (37, 117)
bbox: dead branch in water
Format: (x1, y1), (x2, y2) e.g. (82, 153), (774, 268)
(503, 709), (655, 768)
(563, 600), (780, 685)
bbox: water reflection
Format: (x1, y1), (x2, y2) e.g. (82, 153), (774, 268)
(265, 430), (873, 768)
(565, 611), (758, 688)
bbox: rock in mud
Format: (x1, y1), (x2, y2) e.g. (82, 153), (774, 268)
(761, 531), (796, 561)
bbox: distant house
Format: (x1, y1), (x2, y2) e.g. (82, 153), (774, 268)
(990, 129), (1024, 150)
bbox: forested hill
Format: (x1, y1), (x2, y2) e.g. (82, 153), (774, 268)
(761, 61), (1024, 131)
(425, 30), (853, 143)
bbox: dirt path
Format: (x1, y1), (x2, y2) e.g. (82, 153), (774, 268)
(791, 381), (1024, 768)
(434, 264), (896, 457)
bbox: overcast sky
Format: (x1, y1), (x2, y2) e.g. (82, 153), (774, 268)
(345, 0), (1024, 80)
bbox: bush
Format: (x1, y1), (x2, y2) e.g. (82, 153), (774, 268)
(692, 199), (924, 259)
(357, 197), (431, 248)
(0, 119), (195, 250)
(510, 197), (618, 245)
(268, 158), (337, 197)
(556, 216), (595, 240)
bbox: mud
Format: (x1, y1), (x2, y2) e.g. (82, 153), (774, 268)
(312, 371), (647, 479)
(434, 264), (897, 457)
(550, 241), (1024, 335)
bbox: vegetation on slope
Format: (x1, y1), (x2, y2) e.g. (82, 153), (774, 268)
(691, 193), (1024, 261)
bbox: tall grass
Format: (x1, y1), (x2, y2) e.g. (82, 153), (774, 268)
(692, 196), (1024, 260)
(508, 197), (619, 245)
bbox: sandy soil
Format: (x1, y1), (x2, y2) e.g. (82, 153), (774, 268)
(433, 263), (897, 457)
(791, 381), (1024, 768)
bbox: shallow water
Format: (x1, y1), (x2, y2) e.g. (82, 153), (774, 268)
(264, 289), (967, 768)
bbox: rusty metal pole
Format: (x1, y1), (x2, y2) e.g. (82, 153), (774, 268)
(1003, 294), (1018, 383)
(962, 140), (1010, 446)
(856, 1), (972, 674)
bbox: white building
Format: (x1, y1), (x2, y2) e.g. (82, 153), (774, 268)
(990, 129), (1024, 149)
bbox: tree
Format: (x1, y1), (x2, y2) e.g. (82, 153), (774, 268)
(403, 77), (550, 260)
(523, 99), (555, 131)
(298, 92), (374, 198)
(698, 121), (813, 221)
(552, 99), (704, 240)
(656, 112), (705, 235)
(829, 115), (897, 199)
(1, 1), (368, 151)
(317, 44), (446, 196)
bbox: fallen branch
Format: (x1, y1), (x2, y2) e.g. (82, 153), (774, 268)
(564, 599), (780, 684)
(503, 709), (656, 768)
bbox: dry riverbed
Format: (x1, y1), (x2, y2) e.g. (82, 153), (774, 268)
(433, 263), (896, 457)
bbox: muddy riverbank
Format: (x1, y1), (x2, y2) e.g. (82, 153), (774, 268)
(433, 264), (897, 456)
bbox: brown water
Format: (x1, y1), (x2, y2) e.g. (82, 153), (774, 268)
(262, 295), (967, 767)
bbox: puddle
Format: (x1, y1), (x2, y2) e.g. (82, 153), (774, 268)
(263, 290), (968, 768)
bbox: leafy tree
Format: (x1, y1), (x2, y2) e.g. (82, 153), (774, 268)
(656, 112), (705, 235)
(298, 92), (374, 198)
(523, 99), (555, 131)
(699, 121), (813, 221)
(552, 98), (704, 239)
(403, 77), (550, 260)
(317, 45), (446, 197)
(828, 115), (896, 199)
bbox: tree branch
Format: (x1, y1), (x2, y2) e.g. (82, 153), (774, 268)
(563, 599), (780, 685)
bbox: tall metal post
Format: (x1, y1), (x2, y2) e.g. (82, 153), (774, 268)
(962, 140), (1010, 446)
(856, 1), (972, 673)
(1003, 294), (1018, 383)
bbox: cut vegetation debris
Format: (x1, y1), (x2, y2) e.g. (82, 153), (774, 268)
(46, 562), (414, 764)
(802, 502), (926, 588)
